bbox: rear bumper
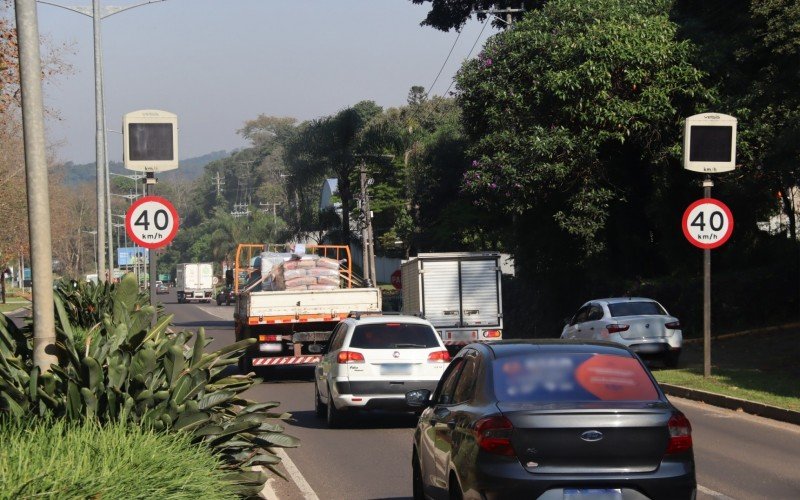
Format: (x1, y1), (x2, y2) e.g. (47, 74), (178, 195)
(466, 458), (696, 500)
(331, 379), (440, 410)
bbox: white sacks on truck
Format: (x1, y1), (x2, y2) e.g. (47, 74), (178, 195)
(262, 252), (341, 291)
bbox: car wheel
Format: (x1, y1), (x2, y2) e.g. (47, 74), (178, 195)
(664, 351), (680, 368)
(412, 451), (425, 500)
(326, 385), (344, 428)
(238, 353), (252, 375)
(314, 383), (326, 418)
(448, 473), (463, 500)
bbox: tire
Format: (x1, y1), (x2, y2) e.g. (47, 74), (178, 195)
(448, 473), (463, 500)
(326, 385), (344, 428)
(238, 352), (252, 375)
(664, 351), (680, 368)
(314, 383), (326, 418)
(412, 451), (425, 500)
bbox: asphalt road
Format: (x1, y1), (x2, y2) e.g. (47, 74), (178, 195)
(163, 296), (800, 500)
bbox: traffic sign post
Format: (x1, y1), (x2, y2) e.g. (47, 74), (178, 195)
(125, 190), (179, 324)
(682, 196), (734, 250)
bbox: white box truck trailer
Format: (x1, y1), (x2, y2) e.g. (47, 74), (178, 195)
(401, 252), (503, 350)
(176, 262), (214, 303)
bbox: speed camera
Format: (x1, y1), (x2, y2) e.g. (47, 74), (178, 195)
(683, 113), (737, 173)
(123, 109), (179, 172)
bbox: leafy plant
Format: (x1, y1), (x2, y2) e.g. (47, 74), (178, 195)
(0, 274), (298, 496)
(0, 417), (239, 499)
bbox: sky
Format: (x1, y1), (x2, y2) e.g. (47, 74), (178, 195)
(32, 0), (496, 164)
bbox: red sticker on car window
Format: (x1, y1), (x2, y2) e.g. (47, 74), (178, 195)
(574, 355), (658, 401)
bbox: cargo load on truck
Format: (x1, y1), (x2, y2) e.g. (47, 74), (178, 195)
(233, 244), (381, 372)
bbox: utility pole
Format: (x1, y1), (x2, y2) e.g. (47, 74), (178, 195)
(214, 171), (225, 197)
(475, 3), (525, 27)
(359, 166), (377, 287)
(15, 0), (58, 371)
(260, 202), (282, 240)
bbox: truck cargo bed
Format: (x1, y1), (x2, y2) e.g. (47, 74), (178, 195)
(240, 288), (381, 321)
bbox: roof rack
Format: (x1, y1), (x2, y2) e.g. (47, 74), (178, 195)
(347, 311), (401, 320)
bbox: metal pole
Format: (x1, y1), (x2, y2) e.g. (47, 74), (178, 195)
(703, 178), (713, 378)
(146, 173), (157, 325)
(359, 167), (369, 284)
(105, 117), (114, 280)
(364, 176), (377, 287)
(15, 0), (58, 371)
(92, 0), (107, 281)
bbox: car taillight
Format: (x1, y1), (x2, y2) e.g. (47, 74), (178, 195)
(337, 351), (365, 364)
(665, 321), (681, 329)
(606, 324), (630, 334)
(483, 330), (502, 338)
(665, 413), (692, 455)
(475, 416), (515, 456)
(258, 335), (281, 342)
(428, 350), (451, 363)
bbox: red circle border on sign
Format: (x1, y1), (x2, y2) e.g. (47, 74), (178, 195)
(681, 197), (734, 250)
(125, 195), (180, 249)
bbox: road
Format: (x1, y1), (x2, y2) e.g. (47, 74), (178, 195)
(164, 295), (800, 500)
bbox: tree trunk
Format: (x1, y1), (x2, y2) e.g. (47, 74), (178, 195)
(339, 177), (351, 246)
(782, 187), (796, 240)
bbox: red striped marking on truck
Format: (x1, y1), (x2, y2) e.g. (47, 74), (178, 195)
(247, 315), (348, 325)
(252, 356), (321, 366)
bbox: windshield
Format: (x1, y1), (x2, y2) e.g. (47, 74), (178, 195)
(350, 323), (440, 349)
(493, 352), (659, 403)
(608, 301), (666, 317)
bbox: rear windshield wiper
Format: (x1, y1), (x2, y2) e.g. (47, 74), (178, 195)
(393, 343), (427, 348)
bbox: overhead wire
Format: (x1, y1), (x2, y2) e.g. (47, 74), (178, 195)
(443, 17), (491, 97)
(425, 28), (463, 98)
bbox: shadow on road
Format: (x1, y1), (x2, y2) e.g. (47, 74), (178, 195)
(173, 320), (233, 328)
(248, 366), (316, 383)
(290, 409), (419, 430)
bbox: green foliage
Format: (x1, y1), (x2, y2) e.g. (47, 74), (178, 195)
(0, 273), (297, 495)
(457, 0), (712, 258)
(0, 418), (238, 499)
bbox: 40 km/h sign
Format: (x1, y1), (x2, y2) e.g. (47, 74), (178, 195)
(125, 196), (179, 249)
(682, 198), (734, 250)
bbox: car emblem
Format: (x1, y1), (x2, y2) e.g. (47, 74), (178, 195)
(580, 430), (603, 442)
(645, 323), (650, 328)
(393, 351), (400, 358)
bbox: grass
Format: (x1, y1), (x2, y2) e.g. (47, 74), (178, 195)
(0, 418), (238, 500)
(0, 301), (28, 313)
(651, 325), (800, 412)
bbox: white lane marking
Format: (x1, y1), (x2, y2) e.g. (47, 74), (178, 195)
(275, 448), (320, 500)
(698, 484), (736, 499)
(257, 473), (279, 500)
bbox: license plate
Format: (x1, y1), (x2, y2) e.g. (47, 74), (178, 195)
(635, 343), (662, 353)
(563, 489), (622, 500)
(380, 364), (411, 375)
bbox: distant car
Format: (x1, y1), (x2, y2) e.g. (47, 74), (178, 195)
(156, 282), (168, 294)
(216, 286), (236, 306)
(407, 340), (696, 500)
(561, 297), (683, 367)
(314, 312), (450, 428)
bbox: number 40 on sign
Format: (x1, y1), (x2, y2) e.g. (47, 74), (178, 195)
(682, 198), (734, 250)
(125, 196), (180, 249)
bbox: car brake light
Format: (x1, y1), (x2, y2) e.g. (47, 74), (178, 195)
(665, 321), (681, 329)
(483, 330), (502, 338)
(665, 413), (692, 454)
(258, 335), (281, 342)
(337, 351), (365, 364)
(475, 416), (515, 456)
(606, 324), (630, 334)
(428, 350), (451, 363)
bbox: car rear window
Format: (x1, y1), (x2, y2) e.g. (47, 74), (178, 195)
(349, 323), (440, 349)
(608, 301), (666, 317)
(493, 352), (659, 402)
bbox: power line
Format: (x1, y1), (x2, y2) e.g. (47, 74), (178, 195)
(425, 28), (463, 98)
(443, 17), (491, 97)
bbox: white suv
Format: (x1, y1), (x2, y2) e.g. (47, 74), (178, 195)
(314, 312), (450, 427)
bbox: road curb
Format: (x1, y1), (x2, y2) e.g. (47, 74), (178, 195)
(660, 383), (800, 426)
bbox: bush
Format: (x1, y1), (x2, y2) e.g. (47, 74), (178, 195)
(0, 418), (238, 499)
(0, 274), (298, 496)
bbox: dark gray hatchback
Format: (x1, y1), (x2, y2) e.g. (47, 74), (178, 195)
(407, 340), (696, 500)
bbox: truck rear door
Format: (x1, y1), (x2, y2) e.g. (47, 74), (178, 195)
(460, 258), (500, 327)
(420, 260), (460, 328)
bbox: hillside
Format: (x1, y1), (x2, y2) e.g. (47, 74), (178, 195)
(56, 150), (229, 185)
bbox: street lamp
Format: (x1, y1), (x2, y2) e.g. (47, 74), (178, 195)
(38, 0), (166, 282)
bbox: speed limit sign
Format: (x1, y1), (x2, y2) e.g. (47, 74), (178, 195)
(682, 198), (733, 249)
(125, 196), (179, 249)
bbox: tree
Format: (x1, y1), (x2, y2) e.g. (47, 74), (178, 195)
(410, 1), (536, 31)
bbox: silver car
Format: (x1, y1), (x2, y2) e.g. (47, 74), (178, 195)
(561, 297), (683, 367)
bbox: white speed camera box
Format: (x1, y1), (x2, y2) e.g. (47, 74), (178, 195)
(683, 113), (737, 173)
(123, 109), (178, 172)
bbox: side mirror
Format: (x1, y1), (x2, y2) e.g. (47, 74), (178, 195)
(405, 389), (432, 408)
